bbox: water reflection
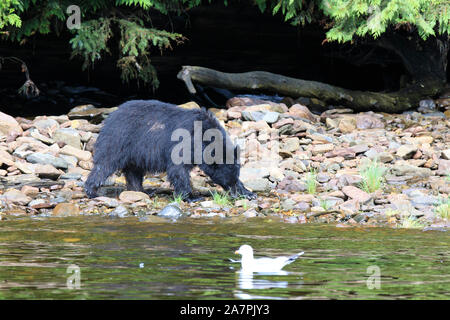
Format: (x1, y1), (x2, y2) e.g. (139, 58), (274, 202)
(234, 270), (304, 299)
(0, 217), (449, 299)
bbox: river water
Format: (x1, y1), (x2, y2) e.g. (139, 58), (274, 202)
(0, 216), (448, 299)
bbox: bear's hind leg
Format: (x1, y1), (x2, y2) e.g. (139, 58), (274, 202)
(124, 166), (144, 192)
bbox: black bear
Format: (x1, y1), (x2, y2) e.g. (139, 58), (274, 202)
(84, 100), (255, 201)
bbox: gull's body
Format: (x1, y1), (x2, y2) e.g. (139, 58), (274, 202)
(234, 245), (304, 272)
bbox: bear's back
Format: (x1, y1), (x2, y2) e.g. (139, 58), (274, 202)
(112, 100), (205, 128)
(93, 99), (235, 173)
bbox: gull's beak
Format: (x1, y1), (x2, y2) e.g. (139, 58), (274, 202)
(234, 250), (239, 255)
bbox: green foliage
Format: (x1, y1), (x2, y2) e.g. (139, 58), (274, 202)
(117, 19), (184, 87)
(320, 198), (331, 211)
(1, 0), (448, 87)
(69, 18), (112, 70)
(0, 0), (21, 31)
(1, 0), (192, 88)
(256, 0), (449, 42)
(173, 193), (184, 204)
(434, 197), (450, 219)
(69, 15), (185, 87)
(306, 169), (317, 195)
(321, 0), (450, 42)
(211, 191), (232, 207)
(398, 215), (426, 229)
(359, 159), (386, 193)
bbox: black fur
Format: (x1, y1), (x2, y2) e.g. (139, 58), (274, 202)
(84, 100), (255, 201)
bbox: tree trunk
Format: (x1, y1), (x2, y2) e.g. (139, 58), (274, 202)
(177, 65), (445, 113)
(377, 33), (448, 84)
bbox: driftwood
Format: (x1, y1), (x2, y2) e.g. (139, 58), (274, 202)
(177, 65), (445, 113)
(0, 56), (40, 97)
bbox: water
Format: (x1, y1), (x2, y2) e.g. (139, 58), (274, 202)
(0, 216), (449, 299)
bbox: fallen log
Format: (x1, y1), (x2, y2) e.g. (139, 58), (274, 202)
(177, 65), (445, 113)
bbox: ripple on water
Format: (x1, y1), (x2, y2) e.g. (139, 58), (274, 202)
(0, 216), (448, 299)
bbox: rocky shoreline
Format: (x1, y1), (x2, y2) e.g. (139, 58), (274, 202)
(1, 94), (450, 230)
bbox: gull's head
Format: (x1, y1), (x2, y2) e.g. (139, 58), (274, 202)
(235, 245), (253, 257)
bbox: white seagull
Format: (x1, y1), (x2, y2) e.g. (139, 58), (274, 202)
(234, 244), (304, 272)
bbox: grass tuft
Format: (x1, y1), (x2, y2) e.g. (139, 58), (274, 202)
(172, 193), (183, 204)
(398, 215), (426, 229)
(319, 199), (331, 211)
(211, 191), (232, 207)
(359, 159), (386, 193)
(306, 169), (317, 195)
(434, 197), (450, 219)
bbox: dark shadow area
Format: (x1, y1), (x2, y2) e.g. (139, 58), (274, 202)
(0, 2), (439, 117)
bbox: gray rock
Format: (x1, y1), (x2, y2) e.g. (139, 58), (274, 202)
(280, 137), (300, 153)
(396, 145), (417, 159)
(35, 164), (63, 180)
(110, 205), (130, 218)
(320, 196), (344, 208)
(12, 144), (33, 159)
(1, 189), (31, 205)
(242, 111), (264, 122)
(52, 128), (81, 149)
(307, 130), (333, 143)
(385, 175), (412, 185)
(388, 141), (401, 150)
(242, 111), (279, 124)
(281, 198), (296, 210)
(277, 176), (306, 192)
(354, 213), (367, 223)
(59, 154), (78, 167)
(33, 118), (59, 130)
(378, 152), (394, 163)
(30, 129), (54, 145)
(244, 178), (275, 192)
(242, 209), (258, 218)
(338, 174), (363, 187)
(390, 199), (423, 217)
(0, 174), (41, 185)
(199, 200), (217, 208)
(295, 202), (310, 211)
(441, 149), (450, 160)
(326, 163), (341, 174)
(95, 196), (120, 208)
(60, 173), (82, 180)
(391, 164), (432, 178)
(240, 167), (270, 180)
(419, 99), (436, 110)
(423, 112), (445, 118)
(28, 199), (47, 207)
(349, 144), (369, 154)
(410, 195), (438, 206)
(317, 173), (331, 183)
(26, 153), (69, 169)
(437, 159), (450, 176)
(262, 111), (280, 124)
(158, 202), (184, 218)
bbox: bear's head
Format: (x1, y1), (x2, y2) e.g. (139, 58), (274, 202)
(203, 145), (256, 200)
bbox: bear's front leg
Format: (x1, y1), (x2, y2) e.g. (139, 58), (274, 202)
(85, 165), (117, 198)
(232, 180), (256, 200)
(167, 165), (201, 202)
